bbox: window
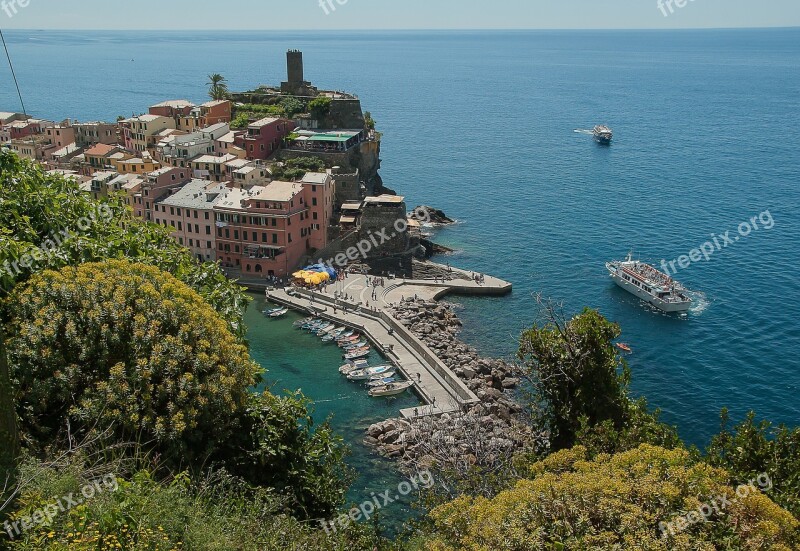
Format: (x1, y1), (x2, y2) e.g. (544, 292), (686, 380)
(312, 197), (318, 206)
(170, 207), (175, 215)
(204, 212), (209, 220)
(194, 210), (198, 219)
(206, 226), (211, 235)
(262, 232), (267, 243)
(243, 231), (248, 241)
(288, 233), (292, 243)
(313, 212), (318, 220)
(225, 229), (230, 238)
(272, 234), (278, 244)
(234, 230), (239, 240)
(177, 222), (182, 231)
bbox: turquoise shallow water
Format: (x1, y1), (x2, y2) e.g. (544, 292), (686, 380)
(1, 28), (798, 469)
(244, 296), (420, 526)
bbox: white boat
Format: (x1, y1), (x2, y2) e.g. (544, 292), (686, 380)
(344, 349), (370, 360)
(593, 125), (613, 144)
(268, 308), (289, 318)
(367, 376), (397, 388)
(347, 365), (393, 381)
(606, 252), (692, 313)
(342, 341), (368, 351)
(339, 359), (370, 374)
(368, 381), (414, 397)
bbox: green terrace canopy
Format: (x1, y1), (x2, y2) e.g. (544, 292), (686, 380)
(308, 133), (359, 143)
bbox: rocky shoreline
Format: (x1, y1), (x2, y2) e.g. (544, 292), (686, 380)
(365, 298), (543, 471)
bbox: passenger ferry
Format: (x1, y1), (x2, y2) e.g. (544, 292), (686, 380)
(593, 125), (613, 144)
(606, 253), (692, 313)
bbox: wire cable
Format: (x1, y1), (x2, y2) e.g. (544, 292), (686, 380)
(0, 27), (27, 116)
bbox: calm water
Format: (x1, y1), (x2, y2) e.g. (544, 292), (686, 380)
(2, 29), (799, 453)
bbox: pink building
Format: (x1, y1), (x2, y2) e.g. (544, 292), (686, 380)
(154, 179), (226, 263)
(299, 172), (335, 251)
(135, 166), (192, 221)
(238, 117), (296, 160)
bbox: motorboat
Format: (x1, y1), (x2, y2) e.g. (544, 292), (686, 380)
(367, 377), (397, 388)
(368, 381), (414, 397)
(347, 365), (394, 381)
(267, 308), (289, 318)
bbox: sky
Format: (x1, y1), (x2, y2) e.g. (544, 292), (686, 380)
(0, 0), (798, 31)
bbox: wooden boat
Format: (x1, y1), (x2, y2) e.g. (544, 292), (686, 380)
(368, 381), (414, 397)
(347, 365), (393, 381)
(616, 343), (632, 353)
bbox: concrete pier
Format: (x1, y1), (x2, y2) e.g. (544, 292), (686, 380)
(262, 262), (512, 419)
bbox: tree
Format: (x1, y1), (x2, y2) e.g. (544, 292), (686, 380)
(207, 73), (229, 101)
(0, 150), (248, 338)
(706, 409), (800, 520)
(518, 301), (630, 450)
(364, 111), (376, 130)
(6, 260), (260, 467)
(425, 445), (800, 550)
(0, 327), (18, 516)
(280, 96), (305, 119)
(308, 96), (332, 122)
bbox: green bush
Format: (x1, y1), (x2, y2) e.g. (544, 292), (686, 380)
(6, 260), (260, 465)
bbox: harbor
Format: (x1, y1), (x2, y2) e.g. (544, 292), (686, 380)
(262, 261), (512, 419)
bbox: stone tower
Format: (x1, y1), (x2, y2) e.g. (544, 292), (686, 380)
(281, 50), (317, 96)
(286, 50), (304, 84)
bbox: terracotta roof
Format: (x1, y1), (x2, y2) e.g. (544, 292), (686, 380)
(84, 143), (117, 156)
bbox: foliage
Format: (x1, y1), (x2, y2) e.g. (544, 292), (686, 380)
(270, 157), (326, 181)
(230, 112), (251, 129)
(575, 396), (684, 457)
(207, 73), (229, 101)
(5, 454), (379, 551)
(309, 96), (332, 121)
(280, 97), (305, 119)
(364, 111), (376, 130)
(706, 409), (800, 519)
(518, 305), (631, 449)
(0, 150), (249, 337)
(221, 391), (351, 520)
(0, 326), (18, 516)
(423, 444), (800, 550)
(5, 260), (260, 467)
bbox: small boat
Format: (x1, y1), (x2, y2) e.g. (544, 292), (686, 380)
(344, 350), (370, 360)
(263, 307), (284, 316)
(616, 343), (632, 353)
(368, 381), (414, 397)
(339, 359), (370, 374)
(268, 308), (289, 318)
(593, 125), (613, 145)
(367, 377), (397, 388)
(368, 371), (396, 382)
(342, 341), (368, 351)
(337, 334), (361, 345)
(316, 325), (338, 336)
(293, 317), (314, 328)
(347, 365), (394, 381)
(337, 330), (355, 339)
(311, 322), (332, 333)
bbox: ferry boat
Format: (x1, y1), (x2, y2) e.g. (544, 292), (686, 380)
(606, 253), (692, 313)
(593, 125), (613, 144)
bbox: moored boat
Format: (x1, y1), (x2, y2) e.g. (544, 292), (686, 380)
(367, 376), (397, 388)
(344, 348), (370, 360)
(606, 252), (692, 313)
(268, 307), (289, 318)
(347, 365), (393, 381)
(339, 359), (370, 374)
(368, 381), (414, 397)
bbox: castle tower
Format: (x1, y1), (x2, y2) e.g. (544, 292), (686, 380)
(286, 50), (304, 85)
(281, 50), (317, 96)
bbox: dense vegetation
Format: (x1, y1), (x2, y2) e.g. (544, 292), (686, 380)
(270, 157), (326, 181)
(425, 444), (799, 550)
(0, 152), (352, 548)
(1, 149), (798, 549)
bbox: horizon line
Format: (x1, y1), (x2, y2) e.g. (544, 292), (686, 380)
(3, 25), (800, 32)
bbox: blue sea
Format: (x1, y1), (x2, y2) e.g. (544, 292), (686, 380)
(2, 28), (799, 460)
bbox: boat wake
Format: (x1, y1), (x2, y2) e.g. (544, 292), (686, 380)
(574, 129), (595, 135)
(688, 290), (710, 315)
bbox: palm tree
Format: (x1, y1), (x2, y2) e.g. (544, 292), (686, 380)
(207, 73), (230, 101)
